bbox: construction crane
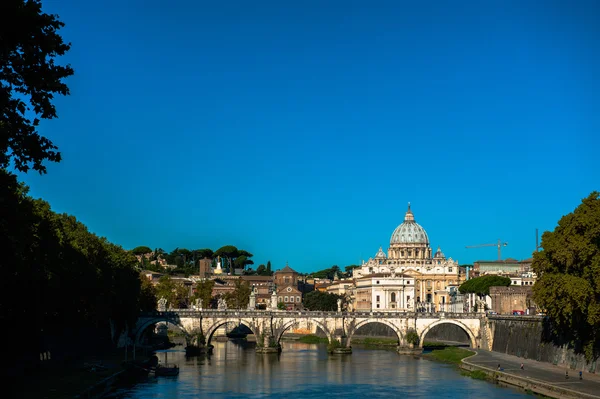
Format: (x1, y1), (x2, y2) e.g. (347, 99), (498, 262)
(465, 239), (508, 261)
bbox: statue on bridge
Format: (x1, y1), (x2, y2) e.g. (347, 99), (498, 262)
(337, 298), (342, 312)
(195, 298), (203, 310)
(158, 297), (167, 312)
(248, 287), (256, 310)
(217, 297), (227, 310)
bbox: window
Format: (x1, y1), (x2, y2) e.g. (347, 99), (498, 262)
(426, 281), (432, 288)
(391, 293), (396, 302)
(376, 304), (380, 308)
(407, 295), (411, 302)
(278, 296), (282, 302)
(290, 296), (294, 302)
(415, 249), (419, 257)
(284, 296), (289, 302)
(401, 251), (405, 257)
(448, 267), (453, 272)
(376, 295), (380, 302)
(376, 280), (380, 284)
(296, 296), (301, 302)
(407, 281), (411, 285)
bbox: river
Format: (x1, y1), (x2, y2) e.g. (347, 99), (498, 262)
(109, 340), (529, 398)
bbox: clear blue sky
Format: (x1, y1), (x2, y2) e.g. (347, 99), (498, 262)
(17, 0), (599, 272)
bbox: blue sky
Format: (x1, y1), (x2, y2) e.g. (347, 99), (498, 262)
(17, 0), (599, 272)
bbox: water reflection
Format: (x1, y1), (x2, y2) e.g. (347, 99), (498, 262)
(111, 340), (529, 399)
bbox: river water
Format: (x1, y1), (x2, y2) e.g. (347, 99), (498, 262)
(109, 340), (529, 398)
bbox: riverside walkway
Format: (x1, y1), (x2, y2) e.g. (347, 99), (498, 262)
(462, 350), (600, 399)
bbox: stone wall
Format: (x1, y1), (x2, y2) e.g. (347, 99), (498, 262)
(490, 316), (600, 373)
(489, 286), (532, 315)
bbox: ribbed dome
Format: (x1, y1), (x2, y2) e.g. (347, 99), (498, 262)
(390, 203), (430, 245)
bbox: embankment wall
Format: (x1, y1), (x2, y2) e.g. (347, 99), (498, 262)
(489, 316), (600, 373)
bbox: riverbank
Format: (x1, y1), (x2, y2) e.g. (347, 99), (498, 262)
(16, 346), (151, 399)
(459, 350), (600, 399)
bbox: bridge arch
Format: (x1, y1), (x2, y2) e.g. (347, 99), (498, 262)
(275, 318), (332, 344)
(347, 319), (403, 347)
(418, 320), (477, 349)
(134, 317), (188, 345)
(205, 318), (258, 345)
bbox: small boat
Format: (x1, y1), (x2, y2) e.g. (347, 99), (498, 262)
(154, 363), (179, 377)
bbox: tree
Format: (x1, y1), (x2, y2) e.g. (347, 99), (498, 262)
(224, 279), (251, 309)
(344, 265), (360, 276)
(310, 266), (340, 280)
(132, 246), (153, 255)
(139, 274), (158, 311)
(256, 264), (266, 275)
(214, 246), (253, 274)
(1, 0), (74, 174)
(458, 275), (510, 296)
(303, 291), (343, 311)
(193, 280), (215, 308)
(155, 275), (189, 308)
(195, 248), (214, 260)
(0, 170), (145, 376)
(532, 192), (600, 360)
(266, 260), (272, 275)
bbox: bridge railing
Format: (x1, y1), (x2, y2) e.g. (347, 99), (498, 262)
(140, 310), (484, 319)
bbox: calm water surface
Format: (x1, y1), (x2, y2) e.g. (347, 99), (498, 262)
(110, 340), (529, 399)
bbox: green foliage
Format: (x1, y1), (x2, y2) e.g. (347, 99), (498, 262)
(155, 275), (189, 308)
(132, 246), (153, 255)
(310, 265), (340, 280)
(214, 245), (254, 273)
(406, 329), (419, 345)
(195, 248), (214, 260)
(303, 291), (344, 311)
(196, 331), (206, 346)
(0, 170), (144, 370)
(532, 192), (600, 360)
(352, 337), (398, 346)
(459, 275), (511, 296)
(298, 335), (329, 344)
(193, 279), (215, 308)
(424, 347), (475, 364)
(139, 274), (158, 311)
(1, 0), (74, 174)
(327, 339), (342, 352)
(224, 279), (251, 309)
(277, 301), (286, 310)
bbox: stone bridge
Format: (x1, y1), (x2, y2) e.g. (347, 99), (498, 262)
(131, 310), (489, 354)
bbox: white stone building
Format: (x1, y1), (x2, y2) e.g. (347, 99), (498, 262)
(353, 204), (464, 311)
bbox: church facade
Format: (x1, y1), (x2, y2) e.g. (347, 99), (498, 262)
(353, 204), (464, 312)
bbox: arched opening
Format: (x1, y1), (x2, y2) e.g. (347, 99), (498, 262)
(347, 321), (402, 347)
(206, 320), (257, 346)
(276, 319), (331, 346)
(135, 318), (188, 347)
(419, 321), (476, 348)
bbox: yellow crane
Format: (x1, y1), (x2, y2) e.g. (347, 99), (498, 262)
(465, 239), (508, 261)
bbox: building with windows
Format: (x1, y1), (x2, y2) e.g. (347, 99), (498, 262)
(274, 264), (303, 310)
(352, 204), (465, 311)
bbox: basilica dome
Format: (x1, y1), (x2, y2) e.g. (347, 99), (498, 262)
(390, 204), (430, 245)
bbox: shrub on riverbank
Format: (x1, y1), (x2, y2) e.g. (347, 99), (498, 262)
(298, 335), (329, 344)
(424, 347), (474, 364)
(353, 337), (398, 346)
(460, 370), (489, 380)
(422, 342), (449, 349)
